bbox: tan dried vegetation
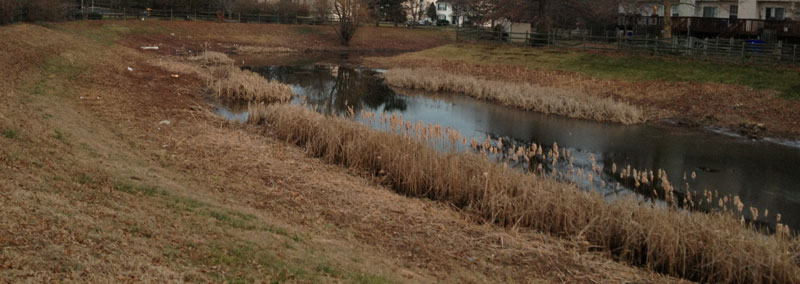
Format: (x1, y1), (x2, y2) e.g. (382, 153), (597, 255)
(248, 103), (800, 284)
(383, 68), (644, 124)
(151, 51), (292, 103)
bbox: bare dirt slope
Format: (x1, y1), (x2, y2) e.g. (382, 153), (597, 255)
(0, 23), (683, 282)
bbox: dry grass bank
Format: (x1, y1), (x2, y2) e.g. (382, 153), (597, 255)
(0, 22), (689, 283)
(383, 68), (644, 124)
(250, 103), (800, 283)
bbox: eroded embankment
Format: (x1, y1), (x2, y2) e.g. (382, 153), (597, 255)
(249, 103), (800, 284)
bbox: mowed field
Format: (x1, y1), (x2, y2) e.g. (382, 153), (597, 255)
(0, 21), (696, 283)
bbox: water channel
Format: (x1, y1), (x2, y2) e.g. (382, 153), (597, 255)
(216, 64), (800, 231)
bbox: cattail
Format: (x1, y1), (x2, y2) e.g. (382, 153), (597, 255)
(691, 171), (697, 180)
(777, 213), (782, 222)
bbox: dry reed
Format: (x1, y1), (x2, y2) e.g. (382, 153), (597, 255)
(235, 45), (296, 54)
(150, 52), (293, 103)
(382, 68), (644, 124)
(249, 103), (800, 284)
(189, 50), (235, 65)
(211, 66), (293, 103)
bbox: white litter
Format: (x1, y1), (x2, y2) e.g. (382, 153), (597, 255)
(159, 120), (171, 125)
(127, 67), (134, 71)
(141, 46), (159, 50)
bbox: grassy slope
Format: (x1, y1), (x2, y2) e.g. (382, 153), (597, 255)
(414, 44), (800, 98)
(0, 23), (397, 283)
(0, 22), (679, 283)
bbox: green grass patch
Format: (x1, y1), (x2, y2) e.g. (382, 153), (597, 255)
(293, 26), (319, 35)
(2, 128), (19, 139)
(45, 23), (168, 46)
(29, 54), (88, 97)
(351, 273), (397, 284)
(415, 44), (800, 98)
(114, 182), (160, 196)
(171, 241), (307, 283)
(160, 192), (298, 237)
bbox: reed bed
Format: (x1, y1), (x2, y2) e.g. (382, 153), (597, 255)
(211, 66), (293, 103)
(189, 50), (235, 65)
(150, 51), (293, 103)
(249, 103), (799, 283)
(382, 68), (644, 124)
(235, 45), (296, 54)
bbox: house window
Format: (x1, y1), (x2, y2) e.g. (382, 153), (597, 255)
(766, 7), (785, 20)
(438, 2), (447, 11)
(702, 7), (717, 18)
(671, 5), (679, 17)
(730, 5), (738, 17)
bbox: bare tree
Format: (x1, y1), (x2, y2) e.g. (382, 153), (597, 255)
(312, 0), (332, 21)
(332, 0), (368, 46)
(404, 0), (423, 22)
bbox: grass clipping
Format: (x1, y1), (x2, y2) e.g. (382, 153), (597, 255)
(383, 68), (644, 124)
(250, 103), (799, 284)
(152, 51), (292, 103)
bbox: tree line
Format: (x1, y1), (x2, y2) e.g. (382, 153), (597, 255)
(2, 0), (632, 28)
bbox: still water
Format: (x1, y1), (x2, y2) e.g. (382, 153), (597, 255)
(217, 65), (800, 231)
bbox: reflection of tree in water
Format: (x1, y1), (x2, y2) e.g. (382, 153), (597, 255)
(249, 65), (407, 115)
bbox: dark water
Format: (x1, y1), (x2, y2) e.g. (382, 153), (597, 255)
(216, 65), (800, 231)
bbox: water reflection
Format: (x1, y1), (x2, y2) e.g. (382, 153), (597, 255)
(226, 65), (800, 232)
(250, 66), (407, 114)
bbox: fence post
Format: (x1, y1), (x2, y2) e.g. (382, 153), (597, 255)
(123, 8), (125, 21)
(794, 44), (797, 63)
(703, 38), (708, 57)
(582, 32), (586, 49)
(617, 34), (621, 50)
(741, 42), (746, 64)
(654, 36), (658, 55)
(170, 9), (173, 21)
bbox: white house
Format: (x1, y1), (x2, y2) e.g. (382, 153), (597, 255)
(621, 0), (799, 20)
(421, 0), (466, 25)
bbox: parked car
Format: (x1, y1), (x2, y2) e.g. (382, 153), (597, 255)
(436, 19), (450, 26)
(407, 19), (432, 27)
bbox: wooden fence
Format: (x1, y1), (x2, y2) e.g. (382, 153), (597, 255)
(84, 8), (328, 25)
(619, 16), (800, 40)
(457, 28), (800, 65)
